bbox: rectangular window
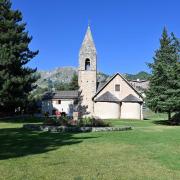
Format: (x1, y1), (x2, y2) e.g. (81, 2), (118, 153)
(115, 84), (120, 91)
(54, 100), (61, 104)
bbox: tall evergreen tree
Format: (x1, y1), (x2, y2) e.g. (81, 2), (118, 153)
(69, 73), (79, 90)
(162, 34), (180, 118)
(146, 28), (180, 120)
(0, 0), (39, 114)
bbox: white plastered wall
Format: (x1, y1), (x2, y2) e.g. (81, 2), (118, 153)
(121, 102), (141, 119)
(42, 99), (74, 116)
(94, 102), (120, 119)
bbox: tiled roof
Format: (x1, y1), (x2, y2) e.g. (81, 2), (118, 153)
(94, 92), (143, 103)
(96, 81), (108, 92)
(42, 90), (78, 100)
(121, 94), (143, 102)
(94, 91), (120, 102)
(80, 25), (96, 52)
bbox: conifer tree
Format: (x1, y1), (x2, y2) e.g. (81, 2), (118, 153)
(69, 73), (79, 90)
(162, 34), (180, 118)
(0, 0), (39, 114)
(146, 28), (180, 120)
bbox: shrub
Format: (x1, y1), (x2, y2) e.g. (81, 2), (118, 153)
(44, 115), (69, 126)
(43, 116), (110, 127)
(78, 117), (110, 127)
(58, 116), (69, 126)
(171, 112), (180, 125)
(68, 119), (78, 126)
(44, 112), (49, 117)
(90, 118), (110, 127)
(44, 117), (58, 126)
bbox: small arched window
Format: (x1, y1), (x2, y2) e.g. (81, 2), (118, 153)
(85, 59), (90, 70)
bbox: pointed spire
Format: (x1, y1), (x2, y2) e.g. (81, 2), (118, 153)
(88, 19), (91, 27)
(80, 25), (96, 52)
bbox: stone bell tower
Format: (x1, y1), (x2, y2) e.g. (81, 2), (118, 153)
(78, 25), (97, 116)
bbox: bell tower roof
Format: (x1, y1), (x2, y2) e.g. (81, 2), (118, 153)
(80, 25), (96, 53)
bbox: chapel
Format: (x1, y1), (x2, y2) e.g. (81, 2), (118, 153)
(42, 26), (144, 119)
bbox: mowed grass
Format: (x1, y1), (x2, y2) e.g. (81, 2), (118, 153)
(0, 114), (180, 180)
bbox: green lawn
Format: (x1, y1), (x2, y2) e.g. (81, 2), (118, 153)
(0, 115), (180, 180)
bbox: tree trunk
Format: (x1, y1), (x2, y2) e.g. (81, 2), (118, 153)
(168, 111), (171, 121)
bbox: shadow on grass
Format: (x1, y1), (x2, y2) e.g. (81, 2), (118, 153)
(143, 118), (151, 120)
(153, 119), (180, 126)
(153, 120), (180, 126)
(0, 117), (44, 124)
(153, 119), (171, 125)
(0, 127), (97, 160)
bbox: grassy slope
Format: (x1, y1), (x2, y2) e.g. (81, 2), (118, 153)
(0, 115), (180, 180)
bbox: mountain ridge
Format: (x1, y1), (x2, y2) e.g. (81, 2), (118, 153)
(36, 66), (150, 90)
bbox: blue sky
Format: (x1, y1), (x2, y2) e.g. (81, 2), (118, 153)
(12, 0), (180, 75)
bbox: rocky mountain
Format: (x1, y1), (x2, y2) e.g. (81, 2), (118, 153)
(36, 67), (77, 89)
(125, 71), (150, 81)
(36, 67), (150, 91)
(36, 67), (110, 89)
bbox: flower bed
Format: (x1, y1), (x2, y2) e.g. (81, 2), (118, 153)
(43, 116), (111, 127)
(23, 124), (133, 133)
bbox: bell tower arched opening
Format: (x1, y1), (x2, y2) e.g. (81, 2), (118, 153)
(85, 59), (90, 70)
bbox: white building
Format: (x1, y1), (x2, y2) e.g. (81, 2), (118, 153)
(42, 91), (78, 116)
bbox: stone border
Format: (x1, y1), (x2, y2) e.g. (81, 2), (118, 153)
(23, 124), (133, 133)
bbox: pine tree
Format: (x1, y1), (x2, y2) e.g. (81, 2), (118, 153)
(162, 34), (180, 118)
(69, 73), (79, 90)
(0, 0), (39, 114)
(146, 28), (180, 120)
